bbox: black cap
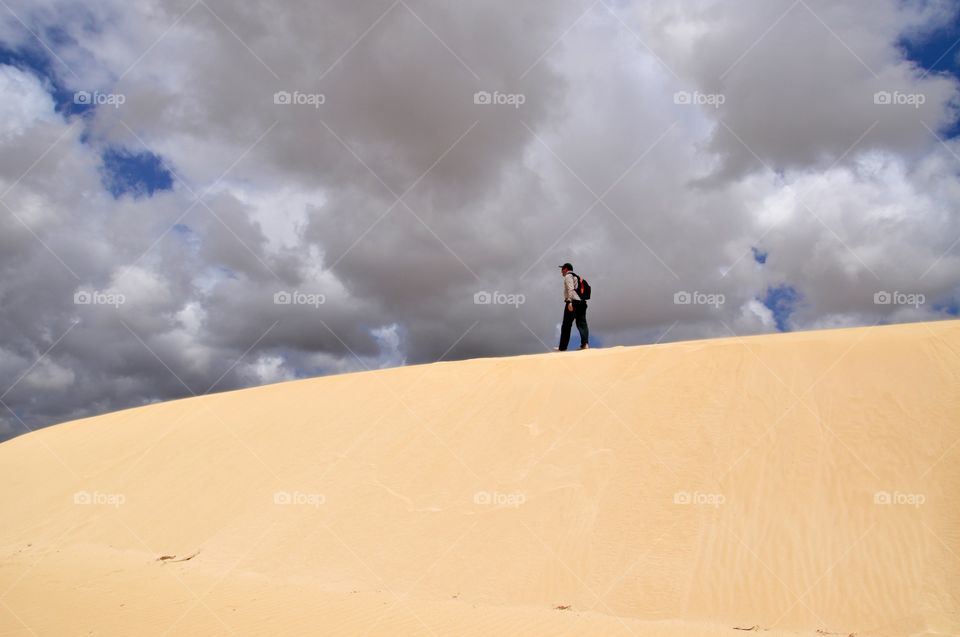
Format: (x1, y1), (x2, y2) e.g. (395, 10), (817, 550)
(558, 262), (573, 270)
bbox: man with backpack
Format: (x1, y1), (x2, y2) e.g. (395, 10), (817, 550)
(557, 263), (590, 351)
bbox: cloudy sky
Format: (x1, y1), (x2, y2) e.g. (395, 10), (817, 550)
(1, 0), (958, 440)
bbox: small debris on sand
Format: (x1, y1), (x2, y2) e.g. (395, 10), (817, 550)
(156, 550), (200, 563)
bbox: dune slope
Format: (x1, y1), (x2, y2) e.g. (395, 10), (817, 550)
(1, 320), (959, 636)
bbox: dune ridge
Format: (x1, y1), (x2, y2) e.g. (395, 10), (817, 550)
(1, 320), (959, 636)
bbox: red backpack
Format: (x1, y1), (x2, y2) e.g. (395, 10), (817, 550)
(572, 272), (592, 300)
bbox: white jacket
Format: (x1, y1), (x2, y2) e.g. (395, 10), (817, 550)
(563, 272), (582, 302)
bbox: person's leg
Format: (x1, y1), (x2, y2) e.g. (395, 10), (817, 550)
(575, 302), (589, 348)
(558, 304), (574, 351)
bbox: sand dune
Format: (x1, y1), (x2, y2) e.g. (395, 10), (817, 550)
(1, 320), (958, 636)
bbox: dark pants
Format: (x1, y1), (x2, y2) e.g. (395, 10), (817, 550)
(559, 301), (588, 350)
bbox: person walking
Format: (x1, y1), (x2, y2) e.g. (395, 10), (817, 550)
(557, 263), (589, 351)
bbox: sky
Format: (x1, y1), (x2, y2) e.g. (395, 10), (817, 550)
(0, 0), (958, 441)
